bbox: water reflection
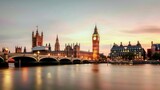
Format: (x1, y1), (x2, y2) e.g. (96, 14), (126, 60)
(2, 69), (13, 90)
(92, 64), (99, 73)
(0, 64), (160, 90)
(35, 67), (42, 90)
(21, 67), (28, 83)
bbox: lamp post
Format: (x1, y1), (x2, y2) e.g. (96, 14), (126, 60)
(48, 53), (51, 58)
(57, 53), (60, 60)
(37, 51), (40, 62)
(81, 56), (83, 61)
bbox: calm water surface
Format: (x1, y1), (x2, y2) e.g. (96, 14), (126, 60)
(0, 64), (160, 90)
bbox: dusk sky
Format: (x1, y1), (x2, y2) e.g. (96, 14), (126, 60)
(1, 0), (160, 55)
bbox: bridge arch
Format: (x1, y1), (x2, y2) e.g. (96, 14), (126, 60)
(82, 60), (90, 64)
(59, 58), (72, 64)
(39, 57), (59, 65)
(10, 56), (37, 67)
(9, 55), (37, 61)
(72, 59), (81, 64)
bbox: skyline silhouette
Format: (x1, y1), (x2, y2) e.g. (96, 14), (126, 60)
(0, 0), (160, 55)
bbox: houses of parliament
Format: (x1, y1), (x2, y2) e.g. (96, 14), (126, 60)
(29, 25), (100, 60)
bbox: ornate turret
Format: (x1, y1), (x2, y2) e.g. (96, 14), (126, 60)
(120, 42), (123, 47)
(32, 31), (34, 37)
(15, 46), (22, 53)
(137, 41), (141, 46)
(48, 43), (51, 51)
(24, 47), (26, 53)
(151, 41), (153, 45)
(128, 41), (131, 46)
(36, 26), (39, 36)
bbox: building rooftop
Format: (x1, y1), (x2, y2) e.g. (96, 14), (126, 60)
(32, 46), (48, 51)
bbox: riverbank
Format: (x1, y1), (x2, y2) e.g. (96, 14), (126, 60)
(1, 60), (160, 68)
(109, 60), (160, 65)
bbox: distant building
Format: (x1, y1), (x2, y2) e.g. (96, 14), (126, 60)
(31, 25), (100, 60)
(24, 47), (26, 53)
(147, 49), (151, 59)
(32, 26), (43, 48)
(2, 47), (9, 54)
(147, 41), (160, 59)
(15, 46), (22, 53)
(110, 41), (146, 60)
(55, 35), (60, 52)
(15, 46), (27, 53)
(92, 25), (100, 60)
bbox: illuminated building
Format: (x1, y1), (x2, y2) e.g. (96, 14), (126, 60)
(31, 25), (100, 60)
(110, 41), (146, 60)
(55, 35), (60, 52)
(92, 25), (100, 60)
(147, 41), (160, 59)
(15, 46), (22, 53)
(32, 26), (43, 48)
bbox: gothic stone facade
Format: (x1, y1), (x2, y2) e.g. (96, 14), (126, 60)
(32, 26), (100, 60)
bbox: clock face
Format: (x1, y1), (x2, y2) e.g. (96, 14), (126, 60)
(93, 37), (96, 40)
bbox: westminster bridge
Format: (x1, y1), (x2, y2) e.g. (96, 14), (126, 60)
(0, 53), (91, 65)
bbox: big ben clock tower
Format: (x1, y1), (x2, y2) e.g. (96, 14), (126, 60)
(92, 25), (99, 60)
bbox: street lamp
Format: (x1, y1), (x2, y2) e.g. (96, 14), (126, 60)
(37, 51), (40, 62)
(48, 53), (51, 57)
(57, 53), (60, 60)
(81, 56), (83, 60)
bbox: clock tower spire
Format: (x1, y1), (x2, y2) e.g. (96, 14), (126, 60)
(92, 25), (99, 60)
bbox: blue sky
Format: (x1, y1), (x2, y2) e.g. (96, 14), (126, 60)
(1, 0), (160, 55)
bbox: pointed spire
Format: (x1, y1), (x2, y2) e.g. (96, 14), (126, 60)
(24, 46), (26, 53)
(93, 25), (98, 34)
(41, 32), (43, 36)
(32, 31), (34, 37)
(36, 26), (38, 30)
(48, 43), (51, 51)
(56, 35), (59, 42)
(36, 26), (39, 36)
(36, 26), (38, 32)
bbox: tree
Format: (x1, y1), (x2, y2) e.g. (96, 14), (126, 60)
(99, 53), (107, 61)
(122, 52), (135, 60)
(152, 53), (160, 60)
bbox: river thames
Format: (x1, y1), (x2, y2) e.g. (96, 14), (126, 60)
(0, 64), (160, 90)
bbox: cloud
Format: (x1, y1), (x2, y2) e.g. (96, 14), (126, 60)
(122, 26), (160, 34)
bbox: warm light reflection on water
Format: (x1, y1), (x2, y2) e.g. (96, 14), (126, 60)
(35, 67), (42, 90)
(2, 70), (13, 90)
(0, 64), (160, 90)
(22, 67), (28, 83)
